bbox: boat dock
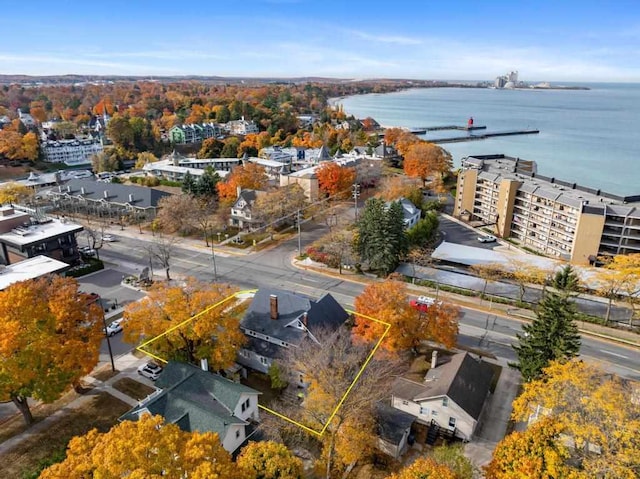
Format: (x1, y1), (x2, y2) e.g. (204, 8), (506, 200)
(429, 129), (540, 144)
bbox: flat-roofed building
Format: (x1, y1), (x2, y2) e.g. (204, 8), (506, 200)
(453, 155), (640, 264)
(0, 207), (83, 265)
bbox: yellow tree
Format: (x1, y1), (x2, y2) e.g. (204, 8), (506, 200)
(354, 280), (459, 352)
(509, 360), (640, 479)
(386, 457), (457, 479)
(403, 142), (453, 187)
(39, 414), (242, 479)
(123, 278), (246, 369)
(0, 182), (34, 204)
(0, 277), (103, 424)
(237, 441), (303, 479)
(485, 417), (581, 479)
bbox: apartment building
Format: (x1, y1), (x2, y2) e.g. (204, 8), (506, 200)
(41, 138), (104, 166)
(453, 155), (640, 264)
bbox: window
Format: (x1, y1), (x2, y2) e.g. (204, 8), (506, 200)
(442, 397), (449, 407)
(448, 417), (456, 428)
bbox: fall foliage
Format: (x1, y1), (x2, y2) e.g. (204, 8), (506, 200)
(39, 414), (241, 479)
(237, 441), (303, 479)
(316, 162), (356, 199)
(386, 457), (457, 479)
(403, 142), (453, 186)
(217, 163), (269, 202)
(0, 277), (103, 424)
(502, 360), (640, 479)
(123, 278), (246, 369)
(353, 280), (459, 352)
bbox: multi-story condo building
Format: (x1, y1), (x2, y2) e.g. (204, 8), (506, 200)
(41, 138), (103, 166)
(453, 155), (640, 264)
(168, 122), (222, 144)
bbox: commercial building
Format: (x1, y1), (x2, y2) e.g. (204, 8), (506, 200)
(453, 155), (640, 264)
(41, 138), (103, 166)
(0, 207), (83, 265)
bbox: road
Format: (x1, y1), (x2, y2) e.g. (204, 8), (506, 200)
(98, 229), (640, 381)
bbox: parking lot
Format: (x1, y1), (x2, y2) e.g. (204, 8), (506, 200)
(438, 216), (498, 250)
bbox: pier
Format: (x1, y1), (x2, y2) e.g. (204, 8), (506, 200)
(429, 129), (540, 144)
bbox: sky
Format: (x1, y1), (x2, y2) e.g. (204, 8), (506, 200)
(1, 0), (639, 82)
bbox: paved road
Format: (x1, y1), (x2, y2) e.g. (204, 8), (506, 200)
(99, 231), (640, 381)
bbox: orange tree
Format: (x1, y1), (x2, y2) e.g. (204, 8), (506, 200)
(39, 414), (242, 479)
(123, 278), (246, 369)
(217, 163), (269, 203)
(316, 162), (356, 199)
(353, 279), (459, 352)
(0, 277), (103, 424)
(403, 141), (453, 187)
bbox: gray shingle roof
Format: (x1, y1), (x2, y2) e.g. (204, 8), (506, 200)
(376, 402), (415, 445)
(241, 289), (349, 347)
(392, 353), (493, 420)
(56, 178), (172, 208)
(121, 361), (259, 438)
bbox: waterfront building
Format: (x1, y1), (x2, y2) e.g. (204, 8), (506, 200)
(41, 138), (103, 166)
(453, 155), (640, 264)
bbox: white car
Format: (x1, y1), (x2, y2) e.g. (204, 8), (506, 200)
(477, 234), (497, 243)
(101, 234), (117, 242)
(105, 318), (123, 337)
(138, 362), (163, 381)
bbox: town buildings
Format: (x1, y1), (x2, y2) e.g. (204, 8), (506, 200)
(41, 138), (104, 166)
(453, 155), (640, 264)
(121, 361), (260, 454)
(0, 206), (83, 265)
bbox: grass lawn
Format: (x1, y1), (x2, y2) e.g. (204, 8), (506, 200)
(0, 392), (130, 479)
(112, 377), (156, 401)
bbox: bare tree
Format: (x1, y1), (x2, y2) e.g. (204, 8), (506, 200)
(147, 233), (179, 281)
(266, 327), (403, 478)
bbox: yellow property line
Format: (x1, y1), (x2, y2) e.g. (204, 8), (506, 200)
(135, 290), (391, 437)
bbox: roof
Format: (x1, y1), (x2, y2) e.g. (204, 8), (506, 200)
(52, 179), (172, 208)
(241, 289), (349, 348)
(376, 402), (415, 445)
(392, 353), (493, 420)
(0, 255), (69, 290)
(122, 361), (259, 440)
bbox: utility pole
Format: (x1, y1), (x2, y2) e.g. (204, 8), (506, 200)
(352, 183), (361, 221)
(297, 209), (302, 257)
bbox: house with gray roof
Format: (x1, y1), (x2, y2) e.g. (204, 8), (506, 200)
(121, 361), (260, 453)
(237, 289), (350, 385)
(391, 352), (493, 441)
(50, 179), (172, 221)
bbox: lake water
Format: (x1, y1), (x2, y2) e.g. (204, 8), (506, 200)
(338, 84), (640, 196)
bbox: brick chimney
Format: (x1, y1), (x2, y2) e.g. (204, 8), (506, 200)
(269, 294), (278, 320)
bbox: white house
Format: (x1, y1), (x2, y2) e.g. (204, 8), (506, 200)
(391, 352), (493, 441)
(120, 361), (260, 454)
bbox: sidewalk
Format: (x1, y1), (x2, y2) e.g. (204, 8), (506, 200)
(0, 352), (150, 456)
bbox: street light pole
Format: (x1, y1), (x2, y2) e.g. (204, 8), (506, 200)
(99, 299), (116, 372)
(211, 241), (218, 282)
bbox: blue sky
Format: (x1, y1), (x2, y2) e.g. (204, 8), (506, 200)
(1, 0), (639, 81)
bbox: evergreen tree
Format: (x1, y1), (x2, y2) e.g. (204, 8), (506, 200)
(552, 264), (581, 296)
(357, 198), (407, 277)
(181, 171), (196, 195)
(512, 292), (581, 382)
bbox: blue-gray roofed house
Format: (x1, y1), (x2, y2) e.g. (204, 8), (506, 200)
(120, 361), (260, 453)
(237, 288), (350, 385)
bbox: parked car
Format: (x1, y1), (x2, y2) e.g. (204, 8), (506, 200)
(101, 234), (117, 242)
(409, 295), (436, 312)
(106, 318), (123, 337)
(138, 362), (163, 381)
(477, 234), (497, 243)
